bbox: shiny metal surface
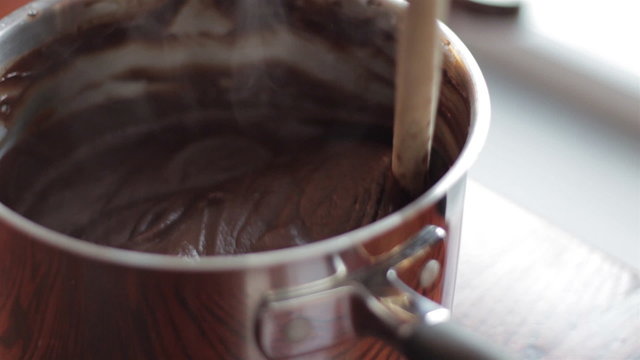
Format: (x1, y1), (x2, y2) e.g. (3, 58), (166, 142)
(0, 1), (490, 358)
(258, 226), (448, 358)
(0, 0), (489, 272)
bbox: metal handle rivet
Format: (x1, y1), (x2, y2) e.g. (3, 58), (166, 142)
(420, 259), (441, 289)
(285, 317), (312, 342)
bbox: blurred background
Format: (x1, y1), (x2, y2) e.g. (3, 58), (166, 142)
(1, 0), (638, 269)
(448, 0), (639, 270)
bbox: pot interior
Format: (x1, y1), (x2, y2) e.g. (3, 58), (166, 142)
(0, 0), (472, 257)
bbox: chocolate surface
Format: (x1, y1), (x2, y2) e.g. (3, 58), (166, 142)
(0, 115), (411, 256)
(0, 0), (454, 257)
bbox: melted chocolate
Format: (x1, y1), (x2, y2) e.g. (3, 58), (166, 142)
(0, 114), (412, 256)
(0, 0), (452, 257)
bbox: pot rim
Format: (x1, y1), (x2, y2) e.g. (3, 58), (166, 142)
(0, 0), (490, 271)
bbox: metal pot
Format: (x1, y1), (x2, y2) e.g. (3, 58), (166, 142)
(0, 0), (497, 359)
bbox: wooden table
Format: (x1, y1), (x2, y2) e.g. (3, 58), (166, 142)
(0, 1), (23, 18)
(456, 181), (640, 360)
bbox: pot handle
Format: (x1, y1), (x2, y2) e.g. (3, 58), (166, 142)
(358, 227), (513, 360)
(257, 226), (513, 359)
(398, 318), (512, 360)
(378, 284), (511, 360)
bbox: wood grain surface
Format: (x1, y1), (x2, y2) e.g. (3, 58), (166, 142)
(455, 181), (640, 360)
(0, 0), (23, 18)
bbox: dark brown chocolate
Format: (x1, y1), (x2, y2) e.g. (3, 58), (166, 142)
(0, 0), (451, 257)
(0, 112), (416, 256)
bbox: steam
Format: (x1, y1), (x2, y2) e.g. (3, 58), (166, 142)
(230, 0), (290, 128)
(1, 0), (397, 146)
